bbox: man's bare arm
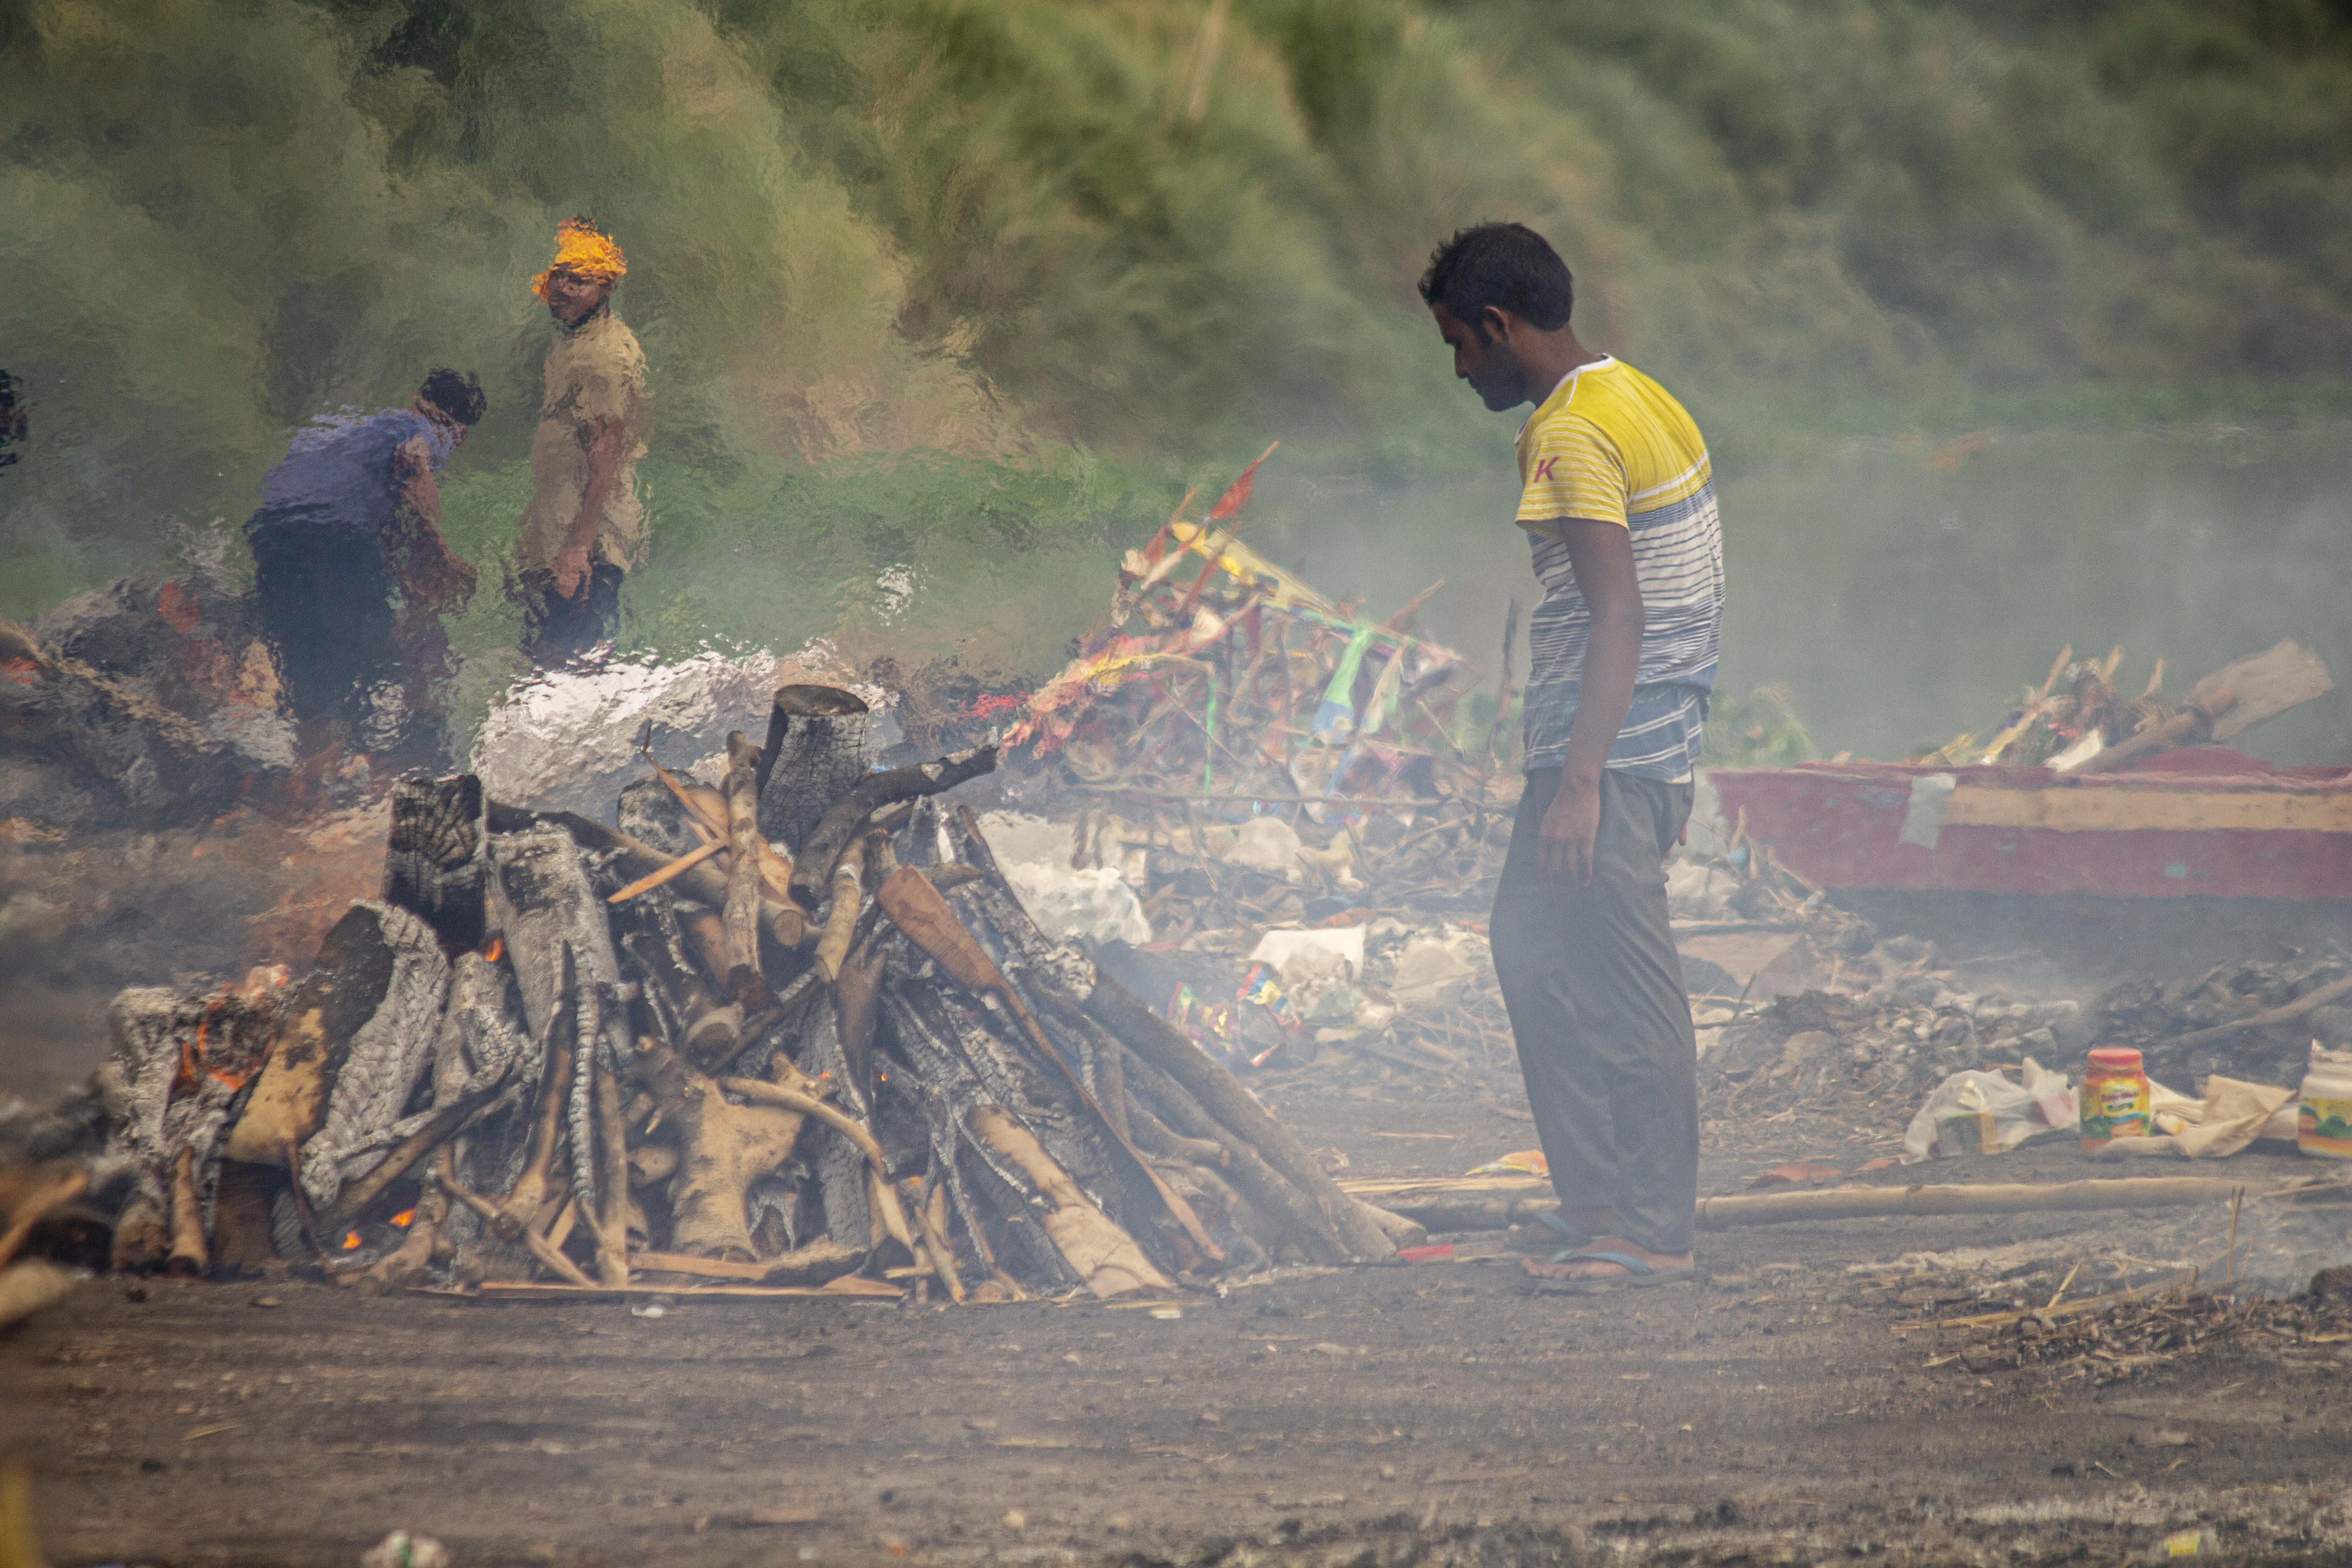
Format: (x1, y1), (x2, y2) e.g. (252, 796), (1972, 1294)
(1537, 519), (1643, 887)
(392, 434), (477, 610)
(552, 416), (626, 598)
(394, 435), (444, 529)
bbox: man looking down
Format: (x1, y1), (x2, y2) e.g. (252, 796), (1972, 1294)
(513, 215), (649, 666)
(1421, 223), (1724, 1288)
(244, 367), (485, 764)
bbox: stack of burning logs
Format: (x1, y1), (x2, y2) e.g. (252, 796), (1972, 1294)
(91, 685), (1411, 1302)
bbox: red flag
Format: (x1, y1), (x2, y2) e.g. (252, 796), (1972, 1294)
(1176, 444), (1279, 618)
(1207, 442), (1278, 521)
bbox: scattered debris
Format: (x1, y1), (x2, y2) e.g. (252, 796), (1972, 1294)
(1933, 1271), (2352, 1385)
(3, 564), (294, 833)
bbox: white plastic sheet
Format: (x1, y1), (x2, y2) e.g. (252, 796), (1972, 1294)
(1901, 1058), (2076, 1164)
(979, 811), (1154, 947)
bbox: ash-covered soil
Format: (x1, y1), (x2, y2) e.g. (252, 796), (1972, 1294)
(7, 1086), (2350, 1568)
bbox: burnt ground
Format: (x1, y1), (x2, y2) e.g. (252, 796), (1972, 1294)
(8, 1083), (2352, 1568)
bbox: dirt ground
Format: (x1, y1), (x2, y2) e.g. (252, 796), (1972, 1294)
(8, 1078), (2352, 1568)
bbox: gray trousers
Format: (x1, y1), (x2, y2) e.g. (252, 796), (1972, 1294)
(1489, 768), (1699, 1254)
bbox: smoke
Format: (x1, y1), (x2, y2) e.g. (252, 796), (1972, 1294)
(7, 0), (2352, 722)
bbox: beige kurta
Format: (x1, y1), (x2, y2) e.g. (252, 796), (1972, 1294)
(515, 310), (650, 575)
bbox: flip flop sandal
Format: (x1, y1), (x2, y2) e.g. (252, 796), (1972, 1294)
(1523, 1250), (1707, 1295)
(1505, 1210), (1597, 1255)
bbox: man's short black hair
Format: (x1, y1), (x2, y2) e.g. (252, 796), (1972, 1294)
(0, 370), (22, 469)
(419, 367), (487, 426)
(1418, 223), (1574, 334)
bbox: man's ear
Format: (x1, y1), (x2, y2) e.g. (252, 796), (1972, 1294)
(1477, 304), (1512, 347)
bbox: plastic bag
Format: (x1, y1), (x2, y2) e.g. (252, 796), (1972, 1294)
(1389, 934), (1477, 1009)
(998, 861), (1153, 946)
(1216, 815), (1307, 881)
(981, 811), (1154, 946)
(1250, 926), (1364, 977)
(1901, 1057), (2076, 1164)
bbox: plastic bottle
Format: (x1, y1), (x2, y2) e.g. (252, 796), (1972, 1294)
(2149, 1528), (2218, 1560)
(2080, 1046), (2151, 1151)
(2298, 1049), (2352, 1159)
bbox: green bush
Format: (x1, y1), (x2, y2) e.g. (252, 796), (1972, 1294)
(8, 0), (2352, 634)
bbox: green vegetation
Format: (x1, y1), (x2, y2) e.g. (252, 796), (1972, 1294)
(7, 0), (2352, 685)
(1702, 684), (1816, 769)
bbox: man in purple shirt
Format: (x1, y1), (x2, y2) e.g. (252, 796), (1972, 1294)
(244, 368), (484, 762)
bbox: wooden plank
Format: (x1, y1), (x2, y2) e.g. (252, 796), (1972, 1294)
(627, 1250), (853, 1283)
(2189, 640), (2333, 741)
(440, 1276), (902, 1302)
(1675, 931), (1807, 985)
(1337, 1174), (1548, 1198)
(1696, 1176), (2262, 1230)
(1943, 787), (2352, 833)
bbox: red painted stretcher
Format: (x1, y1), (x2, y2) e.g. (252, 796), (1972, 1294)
(1705, 749), (2352, 901)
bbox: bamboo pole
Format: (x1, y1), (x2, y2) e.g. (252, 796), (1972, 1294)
(1695, 1176), (2285, 1230)
(1350, 1173), (2342, 1234)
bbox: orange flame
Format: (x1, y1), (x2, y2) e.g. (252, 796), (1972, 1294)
(388, 1210), (416, 1229)
(340, 1230), (363, 1251)
(482, 936), (505, 964)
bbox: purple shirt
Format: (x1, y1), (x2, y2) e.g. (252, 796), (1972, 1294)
(257, 408), (454, 533)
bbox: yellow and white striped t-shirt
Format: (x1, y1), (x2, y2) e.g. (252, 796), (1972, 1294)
(1512, 357), (1724, 778)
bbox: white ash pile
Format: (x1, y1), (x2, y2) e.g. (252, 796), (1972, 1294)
(469, 647), (855, 821)
(10, 682), (1418, 1305)
(1035, 796), (1513, 946)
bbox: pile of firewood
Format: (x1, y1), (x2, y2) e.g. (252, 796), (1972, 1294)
(83, 684), (1413, 1302)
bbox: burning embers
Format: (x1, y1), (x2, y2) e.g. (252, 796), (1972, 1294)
(85, 686), (1408, 1302)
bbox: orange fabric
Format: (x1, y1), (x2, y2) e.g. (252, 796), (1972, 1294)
(530, 216), (627, 299)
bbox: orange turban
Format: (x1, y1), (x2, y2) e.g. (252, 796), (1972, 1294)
(530, 216), (627, 299)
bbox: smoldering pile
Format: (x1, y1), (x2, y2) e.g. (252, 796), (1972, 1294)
(2082, 954), (2352, 1086)
(1706, 948), (2351, 1122)
(1704, 965), (2087, 1117)
(1006, 455), (1495, 814)
(10, 684), (1417, 1309)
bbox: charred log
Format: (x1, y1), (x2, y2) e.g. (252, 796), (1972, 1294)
(382, 773), (488, 951)
(787, 746), (999, 910)
(223, 906), (410, 1171)
(756, 684), (871, 853)
(616, 775), (700, 858)
(1082, 971), (1395, 1262)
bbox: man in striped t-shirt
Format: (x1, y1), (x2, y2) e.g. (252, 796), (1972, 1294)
(1422, 223), (1722, 1289)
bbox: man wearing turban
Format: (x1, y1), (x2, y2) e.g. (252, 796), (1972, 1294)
(513, 216), (650, 664)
